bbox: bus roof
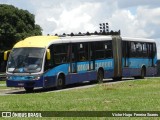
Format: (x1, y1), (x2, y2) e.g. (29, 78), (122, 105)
(122, 37), (155, 43)
(13, 36), (59, 48)
(13, 35), (112, 48)
(13, 35), (155, 49)
(60, 35), (112, 43)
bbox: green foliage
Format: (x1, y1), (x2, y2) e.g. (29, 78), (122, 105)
(0, 4), (42, 50)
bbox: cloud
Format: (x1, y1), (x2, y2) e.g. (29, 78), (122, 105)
(34, 1), (102, 35)
(34, 0), (119, 35)
(1, 0), (160, 37)
(32, 0), (160, 39)
(1, 0), (160, 58)
(51, 2), (101, 34)
(117, 0), (160, 8)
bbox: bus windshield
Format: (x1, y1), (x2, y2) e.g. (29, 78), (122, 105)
(7, 48), (45, 73)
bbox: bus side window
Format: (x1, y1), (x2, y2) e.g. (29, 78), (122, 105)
(71, 44), (77, 62)
(54, 44), (68, 64)
(136, 43), (142, 52)
(153, 43), (156, 58)
(90, 43), (94, 60)
(130, 42), (136, 57)
(136, 43), (143, 57)
(148, 43), (152, 58)
(95, 42), (105, 59)
(105, 41), (112, 58)
(147, 43), (156, 59)
(78, 43), (88, 61)
(142, 43), (147, 57)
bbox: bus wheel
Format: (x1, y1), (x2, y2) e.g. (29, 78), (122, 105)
(97, 70), (104, 83)
(56, 76), (65, 89)
(24, 87), (34, 93)
(140, 68), (145, 79)
(135, 68), (146, 79)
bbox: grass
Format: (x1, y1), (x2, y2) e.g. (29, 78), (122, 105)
(0, 80), (7, 89)
(0, 78), (160, 119)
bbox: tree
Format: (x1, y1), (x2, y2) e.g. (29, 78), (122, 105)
(0, 4), (42, 51)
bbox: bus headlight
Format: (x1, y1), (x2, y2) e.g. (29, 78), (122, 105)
(33, 76), (40, 80)
(7, 76), (12, 80)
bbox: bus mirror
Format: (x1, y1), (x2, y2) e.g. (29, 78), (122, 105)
(46, 49), (51, 60)
(4, 50), (11, 61)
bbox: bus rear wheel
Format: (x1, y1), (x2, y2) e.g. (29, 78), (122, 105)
(97, 70), (104, 83)
(134, 67), (146, 79)
(140, 68), (145, 79)
(56, 76), (65, 90)
(24, 87), (34, 93)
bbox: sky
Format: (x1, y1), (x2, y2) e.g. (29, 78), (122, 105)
(0, 0), (160, 58)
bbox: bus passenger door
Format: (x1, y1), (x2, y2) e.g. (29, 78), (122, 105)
(112, 36), (122, 78)
(88, 42), (95, 71)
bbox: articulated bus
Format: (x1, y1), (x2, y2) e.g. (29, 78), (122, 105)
(5, 34), (157, 92)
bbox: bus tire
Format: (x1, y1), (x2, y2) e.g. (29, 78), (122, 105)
(97, 69), (104, 83)
(140, 67), (145, 79)
(56, 75), (65, 90)
(24, 87), (34, 93)
(134, 67), (146, 79)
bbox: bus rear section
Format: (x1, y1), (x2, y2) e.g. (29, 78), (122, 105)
(122, 37), (157, 78)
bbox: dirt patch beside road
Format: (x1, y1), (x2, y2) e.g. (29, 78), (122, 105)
(0, 88), (25, 95)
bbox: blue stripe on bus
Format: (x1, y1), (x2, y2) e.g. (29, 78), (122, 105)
(42, 59), (114, 87)
(6, 57), (157, 88)
(122, 58), (156, 68)
(44, 59), (114, 76)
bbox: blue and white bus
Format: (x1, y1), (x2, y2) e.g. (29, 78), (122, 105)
(5, 34), (157, 92)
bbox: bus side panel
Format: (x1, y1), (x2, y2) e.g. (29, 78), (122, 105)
(67, 61), (97, 84)
(95, 59), (114, 78)
(122, 68), (130, 77)
(146, 67), (157, 76)
(126, 58), (147, 77)
(129, 68), (141, 77)
(146, 55), (157, 76)
(77, 61), (90, 83)
(66, 59), (114, 84)
(43, 64), (69, 88)
(66, 71), (97, 85)
(104, 69), (114, 78)
(88, 71), (97, 80)
(123, 58), (156, 77)
(43, 76), (57, 88)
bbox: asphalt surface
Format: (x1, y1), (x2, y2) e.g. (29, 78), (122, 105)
(0, 78), (137, 95)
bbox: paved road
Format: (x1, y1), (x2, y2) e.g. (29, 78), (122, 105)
(1, 77), (159, 95)
(0, 78), (137, 95)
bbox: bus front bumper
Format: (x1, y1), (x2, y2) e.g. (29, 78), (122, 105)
(6, 79), (43, 88)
